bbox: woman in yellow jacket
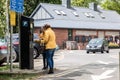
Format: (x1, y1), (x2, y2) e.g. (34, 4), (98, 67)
(42, 24), (56, 74)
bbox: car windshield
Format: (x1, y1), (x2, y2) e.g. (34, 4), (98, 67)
(34, 33), (39, 40)
(12, 33), (39, 41)
(0, 38), (6, 42)
(0, 38), (6, 44)
(12, 33), (19, 43)
(89, 38), (103, 44)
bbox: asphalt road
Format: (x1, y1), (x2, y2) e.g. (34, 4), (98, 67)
(36, 49), (119, 80)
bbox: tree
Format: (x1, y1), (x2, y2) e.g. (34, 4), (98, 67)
(101, 0), (120, 14)
(24, 0), (61, 16)
(71, 0), (120, 14)
(0, 0), (6, 37)
(71, 0), (97, 7)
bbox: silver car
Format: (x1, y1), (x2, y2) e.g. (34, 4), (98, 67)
(0, 39), (7, 65)
(86, 38), (109, 53)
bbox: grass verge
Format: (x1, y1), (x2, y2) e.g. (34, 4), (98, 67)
(0, 65), (39, 80)
(0, 74), (38, 80)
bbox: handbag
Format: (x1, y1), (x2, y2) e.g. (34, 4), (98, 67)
(40, 43), (46, 54)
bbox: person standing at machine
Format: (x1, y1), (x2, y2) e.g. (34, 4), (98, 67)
(39, 27), (48, 70)
(41, 24), (56, 74)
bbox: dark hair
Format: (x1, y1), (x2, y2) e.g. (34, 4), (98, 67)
(43, 24), (51, 30)
(39, 29), (42, 33)
(39, 27), (43, 33)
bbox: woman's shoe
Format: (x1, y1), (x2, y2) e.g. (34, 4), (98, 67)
(48, 68), (54, 74)
(42, 67), (48, 70)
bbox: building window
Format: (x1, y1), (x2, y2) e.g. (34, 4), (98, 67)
(88, 36), (92, 42)
(99, 13), (105, 19)
(75, 36), (80, 42)
(54, 10), (61, 15)
(60, 11), (67, 16)
(68, 29), (73, 41)
(81, 36), (86, 43)
(89, 13), (95, 18)
(109, 36), (113, 42)
(84, 12), (90, 18)
(72, 12), (79, 17)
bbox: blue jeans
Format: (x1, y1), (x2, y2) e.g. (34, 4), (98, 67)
(45, 49), (55, 68)
(42, 51), (48, 68)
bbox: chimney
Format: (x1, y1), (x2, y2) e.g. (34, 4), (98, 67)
(62, 0), (71, 8)
(89, 2), (98, 11)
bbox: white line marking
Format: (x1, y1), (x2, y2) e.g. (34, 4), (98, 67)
(91, 69), (116, 80)
(97, 60), (112, 64)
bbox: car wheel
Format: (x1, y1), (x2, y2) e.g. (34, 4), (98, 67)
(106, 50), (109, 53)
(12, 51), (18, 62)
(101, 47), (104, 53)
(93, 52), (95, 53)
(101, 51), (104, 53)
(33, 48), (39, 59)
(0, 57), (7, 66)
(87, 51), (89, 54)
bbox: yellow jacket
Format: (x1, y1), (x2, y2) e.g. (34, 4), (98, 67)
(41, 28), (56, 49)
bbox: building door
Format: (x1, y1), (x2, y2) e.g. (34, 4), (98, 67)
(68, 29), (73, 41)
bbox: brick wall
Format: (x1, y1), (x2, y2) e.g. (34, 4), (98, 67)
(53, 28), (68, 48)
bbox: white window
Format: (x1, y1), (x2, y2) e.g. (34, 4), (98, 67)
(84, 12), (90, 18)
(54, 10), (61, 15)
(99, 13), (105, 19)
(72, 12), (79, 17)
(60, 11), (67, 16)
(89, 13), (95, 18)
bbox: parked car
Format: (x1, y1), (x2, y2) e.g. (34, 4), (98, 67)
(86, 38), (109, 53)
(0, 38), (7, 65)
(12, 33), (41, 62)
(33, 33), (41, 58)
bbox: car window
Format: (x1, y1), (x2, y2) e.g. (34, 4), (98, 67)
(12, 33), (39, 40)
(12, 34), (19, 43)
(0, 39), (6, 45)
(33, 33), (40, 41)
(89, 38), (103, 44)
(34, 34), (39, 39)
(0, 39), (6, 43)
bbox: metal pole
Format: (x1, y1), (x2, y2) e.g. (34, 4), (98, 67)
(18, 13), (22, 69)
(119, 52), (120, 79)
(10, 26), (13, 72)
(18, 13), (20, 68)
(6, 0), (10, 66)
(119, 32), (120, 79)
(119, 31), (120, 48)
(6, 0), (13, 72)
